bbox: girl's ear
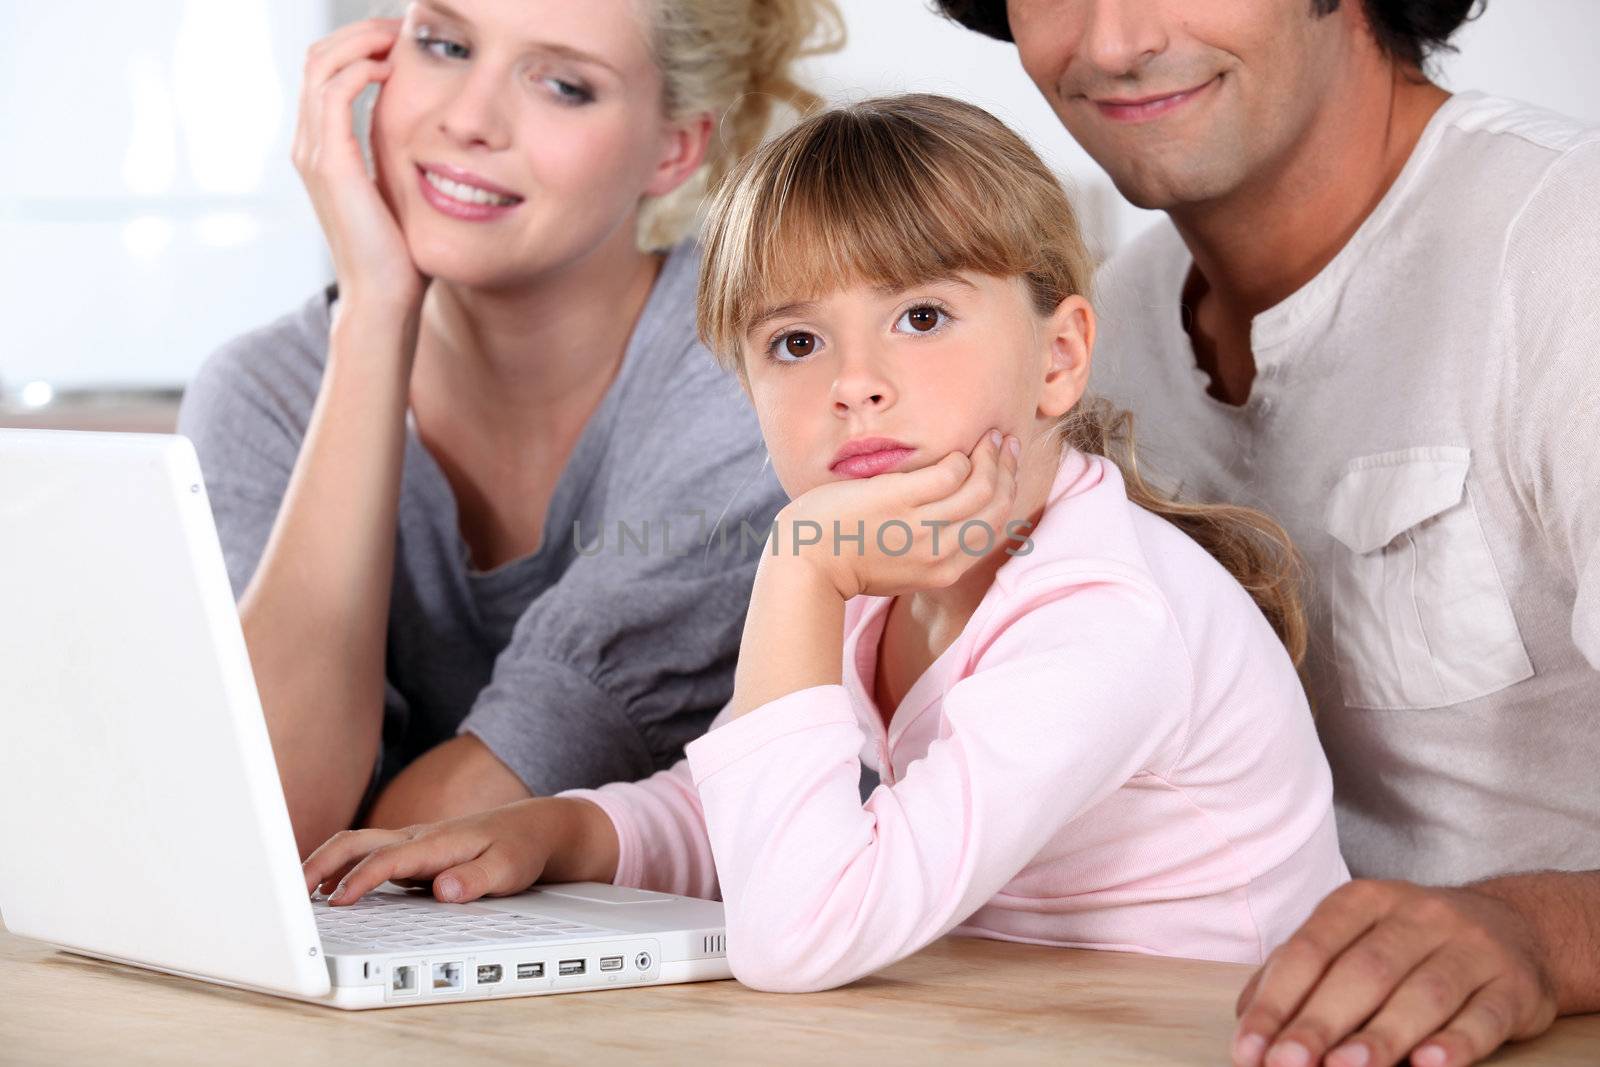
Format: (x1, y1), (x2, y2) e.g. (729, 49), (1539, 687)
(1038, 294), (1095, 419)
(645, 110), (715, 198)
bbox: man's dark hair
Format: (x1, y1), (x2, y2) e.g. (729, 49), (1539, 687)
(933, 0), (1486, 71)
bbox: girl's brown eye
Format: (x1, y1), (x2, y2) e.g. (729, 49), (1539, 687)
(784, 333), (815, 358)
(906, 307), (939, 331)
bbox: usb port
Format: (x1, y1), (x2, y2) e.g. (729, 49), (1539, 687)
(599, 956), (624, 972)
(516, 962), (544, 980)
(558, 958), (586, 977)
(476, 964), (503, 985)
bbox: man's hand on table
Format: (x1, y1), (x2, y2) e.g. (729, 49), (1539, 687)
(1230, 874), (1600, 1067)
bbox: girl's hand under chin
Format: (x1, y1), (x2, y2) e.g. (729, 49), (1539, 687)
(773, 429), (1023, 601)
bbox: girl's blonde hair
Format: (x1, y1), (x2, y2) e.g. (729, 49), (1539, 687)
(696, 94), (1308, 665)
(635, 0), (844, 249)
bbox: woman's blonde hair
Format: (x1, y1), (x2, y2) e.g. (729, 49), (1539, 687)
(635, 0), (844, 249)
(696, 94), (1308, 664)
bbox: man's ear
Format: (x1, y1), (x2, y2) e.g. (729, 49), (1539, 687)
(1039, 294), (1095, 419)
(645, 111), (715, 198)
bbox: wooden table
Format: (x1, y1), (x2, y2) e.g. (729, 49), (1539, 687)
(4, 930), (1596, 1065)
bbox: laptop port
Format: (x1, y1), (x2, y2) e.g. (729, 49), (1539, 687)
(391, 964), (418, 994)
(517, 962), (544, 980)
(558, 959), (586, 977)
(476, 964), (503, 985)
(599, 956), (624, 972)
(432, 961), (463, 992)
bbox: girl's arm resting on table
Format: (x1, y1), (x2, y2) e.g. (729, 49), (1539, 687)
(687, 576), (1192, 993)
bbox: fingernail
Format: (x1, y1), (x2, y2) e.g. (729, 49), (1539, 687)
(1327, 1044), (1370, 1067)
(1234, 1033), (1267, 1067)
(328, 883), (345, 902)
(1412, 1045), (1447, 1067)
(437, 876), (461, 901)
(988, 429), (1002, 448)
(1007, 436), (1021, 458)
(1266, 1042), (1310, 1067)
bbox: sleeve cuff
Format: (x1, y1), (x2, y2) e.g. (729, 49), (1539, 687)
(555, 785), (647, 889)
(685, 684), (859, 785)
(459, 658), (655, 794)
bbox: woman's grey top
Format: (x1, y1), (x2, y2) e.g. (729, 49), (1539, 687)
(178, 240), (785, 812)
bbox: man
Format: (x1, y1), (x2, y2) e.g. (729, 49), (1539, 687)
(935, 1), (1600, 1065)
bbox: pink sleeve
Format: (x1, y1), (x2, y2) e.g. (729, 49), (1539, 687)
(684, 575), (1192, 993)
(557, 758), (719, 901)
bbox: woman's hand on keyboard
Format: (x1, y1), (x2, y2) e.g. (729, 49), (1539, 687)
(303, 796), (620, 905)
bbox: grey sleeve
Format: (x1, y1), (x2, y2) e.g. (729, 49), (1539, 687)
(176, 297), (325, 599)
(458, 365), (787, 794)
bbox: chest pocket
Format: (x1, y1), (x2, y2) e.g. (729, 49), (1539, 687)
(1324, 446), (1532, 710)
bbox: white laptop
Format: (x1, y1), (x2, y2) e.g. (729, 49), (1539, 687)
(0, 429), (731, 1008)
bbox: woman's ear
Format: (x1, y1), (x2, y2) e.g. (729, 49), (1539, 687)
(645, 111), (715, 198)
(1038, 294), (1095, 419)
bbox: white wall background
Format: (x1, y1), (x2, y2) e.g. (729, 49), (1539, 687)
(2, 0), (1597, 391)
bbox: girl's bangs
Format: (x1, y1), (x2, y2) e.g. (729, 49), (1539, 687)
(702, 108), (1038, 362)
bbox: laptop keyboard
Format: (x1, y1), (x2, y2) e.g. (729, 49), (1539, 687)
(313, 893), (623, 951)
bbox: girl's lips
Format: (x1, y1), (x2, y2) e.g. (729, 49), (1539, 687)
(415, 166), (522, 222)
(1092, 75), (1220, 124)
(831, 448), (915, 479)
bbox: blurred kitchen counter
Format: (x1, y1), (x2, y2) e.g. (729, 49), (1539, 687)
(0, 388), (182, 434)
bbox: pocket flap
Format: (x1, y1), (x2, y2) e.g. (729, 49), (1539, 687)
(1324, 447), (1471, 554)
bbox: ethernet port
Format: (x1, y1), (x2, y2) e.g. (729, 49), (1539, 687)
(391, 964), (418, 995)
(432, 961), (464, 992)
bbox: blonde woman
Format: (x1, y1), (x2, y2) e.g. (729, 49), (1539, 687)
(178, 0), (841, 857)
(302, 95), (1349, 991)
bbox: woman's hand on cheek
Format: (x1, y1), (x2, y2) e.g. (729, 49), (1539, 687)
(776, 429), (1021, 600)
(292, 18), (427, 314)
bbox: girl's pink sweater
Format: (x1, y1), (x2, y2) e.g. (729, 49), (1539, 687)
(561, 449), (1348, 992)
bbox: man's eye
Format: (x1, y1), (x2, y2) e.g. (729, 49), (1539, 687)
(896, 305), (945, 333)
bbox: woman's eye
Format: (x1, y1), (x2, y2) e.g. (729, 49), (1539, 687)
(895, 305), (946, 333)
(416, 29), (468, 60)
(542, 77), (594, 105)
(772, 331), (818, 361)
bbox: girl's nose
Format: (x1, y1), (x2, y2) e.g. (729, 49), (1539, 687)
(830, 361), (897, 416)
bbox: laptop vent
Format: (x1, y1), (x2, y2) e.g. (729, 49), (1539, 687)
(703, 933), (726, 956)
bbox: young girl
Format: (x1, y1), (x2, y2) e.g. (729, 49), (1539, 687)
(303, 94), (1349, 992)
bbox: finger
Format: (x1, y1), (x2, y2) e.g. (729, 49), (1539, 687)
(1267, 911), (1455, 1066)
(302, 828), (409, 894)
(896, 449), (972, 507)
(1409, 977), (1550, 1067)
(331, 834), (486, 905)
(314, 59), (393, 165)
(918, 429), (1004, 525)
(304, 19), (403, 87)
(1232, 882), (1395, 1066)
(1236, 967), (1265, 1018)
(433, 842), (539, 903)
(1320, 945), (1488, 1067)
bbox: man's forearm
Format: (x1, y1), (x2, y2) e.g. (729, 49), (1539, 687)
(1472, 869), (1600, 1015)
(365, 734), (532, 829)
